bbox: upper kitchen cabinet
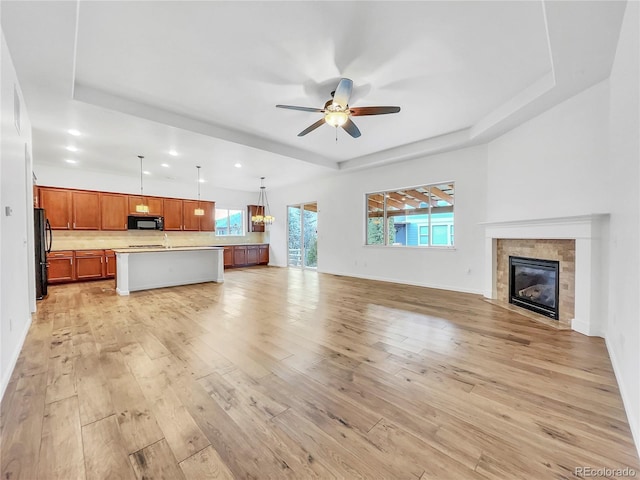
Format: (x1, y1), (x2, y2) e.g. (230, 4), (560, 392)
(40, 187), (72, 229)
(101, 193), (128, 230)
(247, 205), (265, 233)
(72, 191), (101, 230)
(199, 201), (215, 232)
(128, 196), (163, 216)
(163, 198), (183, 230)
(182, 200), (201, 231)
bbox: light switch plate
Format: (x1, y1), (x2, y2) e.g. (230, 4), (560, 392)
(5, 206), (13, 216)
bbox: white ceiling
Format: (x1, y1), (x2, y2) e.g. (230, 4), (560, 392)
(1, 1), (627, 191)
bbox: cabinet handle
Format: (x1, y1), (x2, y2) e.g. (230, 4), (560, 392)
(70, 258), (73, 265)
(101, 257), (103, 263)
(67, 222), (70, 229)
(73, 222), (76, 228)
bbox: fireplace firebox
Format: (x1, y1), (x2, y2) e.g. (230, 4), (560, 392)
(509, 256), (560, 320)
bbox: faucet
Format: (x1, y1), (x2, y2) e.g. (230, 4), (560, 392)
(163, 233), (171, 249)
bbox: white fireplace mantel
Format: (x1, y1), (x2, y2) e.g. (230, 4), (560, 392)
(482, 214), (609, 337)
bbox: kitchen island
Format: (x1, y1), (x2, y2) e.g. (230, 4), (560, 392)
(114, 246), (224, 296)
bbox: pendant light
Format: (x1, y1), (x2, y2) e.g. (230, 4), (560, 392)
(194, 166), (204, 216)
(135, 155), (149, 213)
(251, 176), (274, 225)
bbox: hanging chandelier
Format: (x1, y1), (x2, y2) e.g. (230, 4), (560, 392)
(251, 176), (274, 225)
(135, 155), (149, 213)
(194, 165), (204, 216)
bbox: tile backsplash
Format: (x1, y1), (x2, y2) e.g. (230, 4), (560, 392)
(52, 230), (268, 251)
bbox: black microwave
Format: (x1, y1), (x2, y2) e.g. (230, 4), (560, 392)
(127, 215), (164, 230)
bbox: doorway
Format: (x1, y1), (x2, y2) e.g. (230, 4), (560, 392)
(287, 202), (318, 269)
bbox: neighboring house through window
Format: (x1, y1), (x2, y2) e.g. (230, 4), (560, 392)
(366, 182), (455, 247)
(215, 208), (244, 236)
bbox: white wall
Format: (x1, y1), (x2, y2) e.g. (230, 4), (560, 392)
(269, 145), (488, 294)
(34, 163), (257, 209)
(1, 32), (34, 399)
(486, 80), (610, 222)
(484, 15), (639, 453)
(606, 0), (639, 454)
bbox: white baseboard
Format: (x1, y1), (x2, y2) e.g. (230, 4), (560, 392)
(605, 336), (640, 459)
(572, 318), (605, 337)
(0, 314), (32, 401)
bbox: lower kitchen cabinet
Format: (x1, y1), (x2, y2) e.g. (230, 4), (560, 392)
(246, 245), (260, 265)
(223, 246), (234, 267)
(75, 250), (105, 280)
(105, 250), (116, 277)
(48, 251), (75, 283)
(259, 245), (269, 264)
(233, 246), (247, 266)
(226, 244), (269, 269)
(48, 249), (115, 284)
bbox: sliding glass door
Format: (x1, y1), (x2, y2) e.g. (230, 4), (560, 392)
(287, 202), (318, 269)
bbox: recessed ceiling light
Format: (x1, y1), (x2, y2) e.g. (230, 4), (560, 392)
(143, 171), (151, 175)
(67, 129), (81, 136)
(199, 178), (206, 183)
(161, 163), (170, 168)
(234, 163), (242, 168)
(65, 159), (77, 164)
(169, 150), (178, 156)
(66, 145), (78, 152)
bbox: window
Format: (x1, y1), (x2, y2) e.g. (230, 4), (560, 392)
(365, 182), (455, 247)
(215, 208), (244, 236)
(418, 225), (429, 245)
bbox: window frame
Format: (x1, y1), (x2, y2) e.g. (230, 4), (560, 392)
(215, 207), (245, 237)
(364, 181), (455, 248)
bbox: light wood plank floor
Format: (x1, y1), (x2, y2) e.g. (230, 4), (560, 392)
(1, 267), (638, 479)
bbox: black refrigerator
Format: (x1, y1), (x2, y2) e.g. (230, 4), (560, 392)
(34, 208), (52, 299)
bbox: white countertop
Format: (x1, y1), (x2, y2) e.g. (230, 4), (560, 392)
(113, 246), (224, 253)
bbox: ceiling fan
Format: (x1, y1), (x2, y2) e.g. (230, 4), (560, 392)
(276, 78), (400, 138)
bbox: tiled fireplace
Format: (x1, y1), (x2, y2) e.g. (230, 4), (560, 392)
(483, 215), (608, 337)
(498, 239), (574, 327)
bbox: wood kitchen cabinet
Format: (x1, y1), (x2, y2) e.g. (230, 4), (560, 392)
(37, 187), (100, 230)
(74, 250), (105, 280)
(233, 246), (247, 266)
(101, 193), (128, 230)
(72, 191), (101, 230)
(163, 198), (183, 231)
(247, 205), (265, 232)
(246, 245), (260, 265)
(48, 250), (74, 283)
(104, 250), (116, 277)
(182, 200), (201, 231)
(128, 196), (163, 216)
(259, 245), (269, 265)
(199, 201), (216, 232)
(40, 188), (72, 229)
(223, 247), (234, 267)
(224, 244), (269, 269)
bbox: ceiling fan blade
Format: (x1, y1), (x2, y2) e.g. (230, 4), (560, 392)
(332, 78), (353, 108)
(298, 118), (326, 136)
(342, 118), (361, 138)
(350, 106), (401, 116)
(276, 105), (324, 113)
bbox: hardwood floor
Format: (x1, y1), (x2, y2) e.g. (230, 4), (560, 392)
(1, 267), (638, 479)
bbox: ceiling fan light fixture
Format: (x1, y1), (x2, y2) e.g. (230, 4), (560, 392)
(325, 110), (349, 127)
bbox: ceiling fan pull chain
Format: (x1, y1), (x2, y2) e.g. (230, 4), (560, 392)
(335, 127), (338, 143)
